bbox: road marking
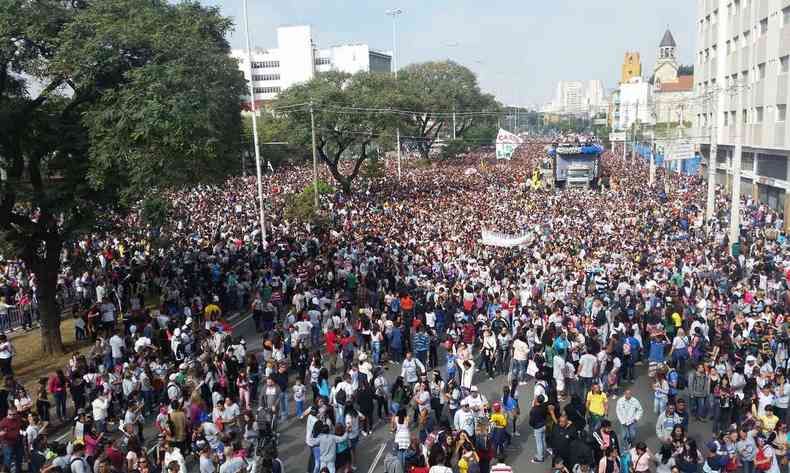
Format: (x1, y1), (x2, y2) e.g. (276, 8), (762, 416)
(232, 313), (253, 329)
(367, 442), (387, 473)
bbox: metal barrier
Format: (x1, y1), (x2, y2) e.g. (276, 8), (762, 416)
(3, 306), (40, 332)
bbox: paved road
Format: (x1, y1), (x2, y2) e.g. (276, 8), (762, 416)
(46, 312), (715, 473)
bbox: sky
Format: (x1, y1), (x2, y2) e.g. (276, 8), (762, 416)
(203, 0), (696, 108)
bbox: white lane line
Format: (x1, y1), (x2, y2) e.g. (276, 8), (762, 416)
(232, 313), (253, 329)
(367, 443), (387, 473)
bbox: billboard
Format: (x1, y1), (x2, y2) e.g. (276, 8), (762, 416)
(495, 129), (523, 160)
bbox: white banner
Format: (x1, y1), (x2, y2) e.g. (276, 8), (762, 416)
(495, 129), (523, 160)
(609, 132), (626, 142)
(480, 229), (532, 247)
(664, 141), (695, 161)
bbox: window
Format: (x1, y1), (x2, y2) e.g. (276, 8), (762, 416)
(782, 56), (790, 74)
(784, 7), (790, 26)
(731, 111), (737, 125)
(778, 105), (787, 122)
(743, 109), (749, 124)
(252, 74), (280, 81)
(743, 31), (750, 48)
(760, 18), (768, 35)
(314, 57), (330, 66)
(251, 60), (280, 69)
(726, 40), (732, 55)
(742, 70), (749, 84)
(758, 62), (766, 80)
(253, 86), (281, 94)
(756, 106), (764, 123)
(724, 111), (729, 125)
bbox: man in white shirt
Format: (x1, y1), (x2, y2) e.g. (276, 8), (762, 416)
(453, 400), (475, 436)
(401, 352), (425, 387)
(108, 331), (125, 366)
(462, 386), (487, 412)
(92, 394), (109, 432)
(578, 351), (598, 398)
(616, 389), (644, 449)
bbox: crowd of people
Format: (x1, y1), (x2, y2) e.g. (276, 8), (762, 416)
(0, 133), (787, 473)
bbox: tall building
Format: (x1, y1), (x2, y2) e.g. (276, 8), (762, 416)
(232, 25), (392, 106)
(695, 0), (790, 212)
(548, 80), (606, 116)
(652, 28), (694, 124)
(621, 52), (642, 84)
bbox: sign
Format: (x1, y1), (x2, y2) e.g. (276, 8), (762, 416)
(593, 118), (608, 126)
(495, 129), (523, 160)
(609, 132), (626, 142)
(664, 141), (694, 161)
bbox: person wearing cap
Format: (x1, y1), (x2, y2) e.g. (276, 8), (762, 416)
(454, 400), (475, 437)
(463, 386), (487, 413)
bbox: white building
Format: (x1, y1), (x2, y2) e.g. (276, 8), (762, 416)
(549, 80), (606, 116)
(617, 76), (653, 130)
(695, 0), (790, 212)
(232, 25), (392, 106)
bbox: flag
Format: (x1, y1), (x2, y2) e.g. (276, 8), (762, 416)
(495, 129), (523, 160)
(267, 161), (274, 173)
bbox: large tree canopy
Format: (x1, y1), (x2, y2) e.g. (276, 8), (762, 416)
(277, 71), (399, 194)
(396, 60), (500, 160)
(0, 0), (245, 353)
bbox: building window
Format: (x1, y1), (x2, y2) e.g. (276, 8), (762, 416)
(253, 86), (282, 94)
(785, 7), (790, 26)
(779, 105), (787, 122)
(252, 74), (280, 81)
(760, 18), (768, 35)
(724, 111), (729, 126)
(743, 109), (749, 124)
(743, 31), (750, 48)
(758, 62), (766, 80)
(742, 70), (749, 84)
(314, 57), (330, 66)
(756, 106), (764, 123)
(731, 111), (737, 124)
(251, 60), (280, 69)
(782, 56), (790, 74)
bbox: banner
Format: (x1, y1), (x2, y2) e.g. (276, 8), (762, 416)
(664, 141), (694, 161)
(481, 229), (532, 247)
(609, 132), (626, 142)
(495, 129), (523, 160)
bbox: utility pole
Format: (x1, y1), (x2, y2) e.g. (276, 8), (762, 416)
(649, 132), (656, 186)
(452, 110), (457, 140)
(396, 128), (402, 181)
(730, 84), (745, 254)
(310, 102), (319, 209)
(242, 0), (266, 243)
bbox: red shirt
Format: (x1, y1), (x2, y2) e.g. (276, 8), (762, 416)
(325, 332), (337, 354)
(0, 416), (21, 445)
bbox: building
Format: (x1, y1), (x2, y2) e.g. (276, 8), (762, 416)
(547, 80), (606, 116)
(621, 52), (642, 83)
(232, 25), (392, 106)
(616, 77), (653, 130)
(695, 0), (790, 212)
(652, 29), (695, 124)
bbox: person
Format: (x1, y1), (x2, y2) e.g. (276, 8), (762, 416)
(0, 406), (22, 472)
(592, 420), (620, 465)
(316, 421), (350, 473)
(616, 389), (643, 450)
(598, 446), (620, 473)
(490, 453), (513, 473)
(688, 364), (710, 422)
(529, 394), (550, 463)
(655, 403), (681, 444)
(629, 442), (652, 473)
(587, 383), (608, 434)
(69, 443), (91, 473)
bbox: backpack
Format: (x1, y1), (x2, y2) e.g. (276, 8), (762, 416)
(335, 388), (347, 407)
(670, 370), (687, 390)
(466, 456), (481, 473)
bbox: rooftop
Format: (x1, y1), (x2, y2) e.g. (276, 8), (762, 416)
(657, 75), (693, 92)
(660, 29), (677, 48)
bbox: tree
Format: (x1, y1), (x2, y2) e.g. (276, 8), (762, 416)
(0, 0), (245, 354)
(241, 113), (307, 172)
(396, 61), (500, 160)
(277, 71), (399, 194)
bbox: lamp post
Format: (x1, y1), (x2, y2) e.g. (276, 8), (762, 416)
(386, 8), (403, 182)
(242, 0), (266, 243)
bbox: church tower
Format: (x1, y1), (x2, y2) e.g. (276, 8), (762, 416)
(654, 29), (679, 85)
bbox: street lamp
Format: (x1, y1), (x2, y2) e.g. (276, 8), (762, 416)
(386, 8), (403, 182)
(385, 8), (403, 73)
(242, 0), (266, 243)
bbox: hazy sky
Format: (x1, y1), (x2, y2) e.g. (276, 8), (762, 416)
(205, 0), (695, 107)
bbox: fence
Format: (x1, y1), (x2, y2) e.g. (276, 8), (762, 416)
(3, 305), (40, 333)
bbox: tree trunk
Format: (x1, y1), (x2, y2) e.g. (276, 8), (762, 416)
(34, 240), (65, 355)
